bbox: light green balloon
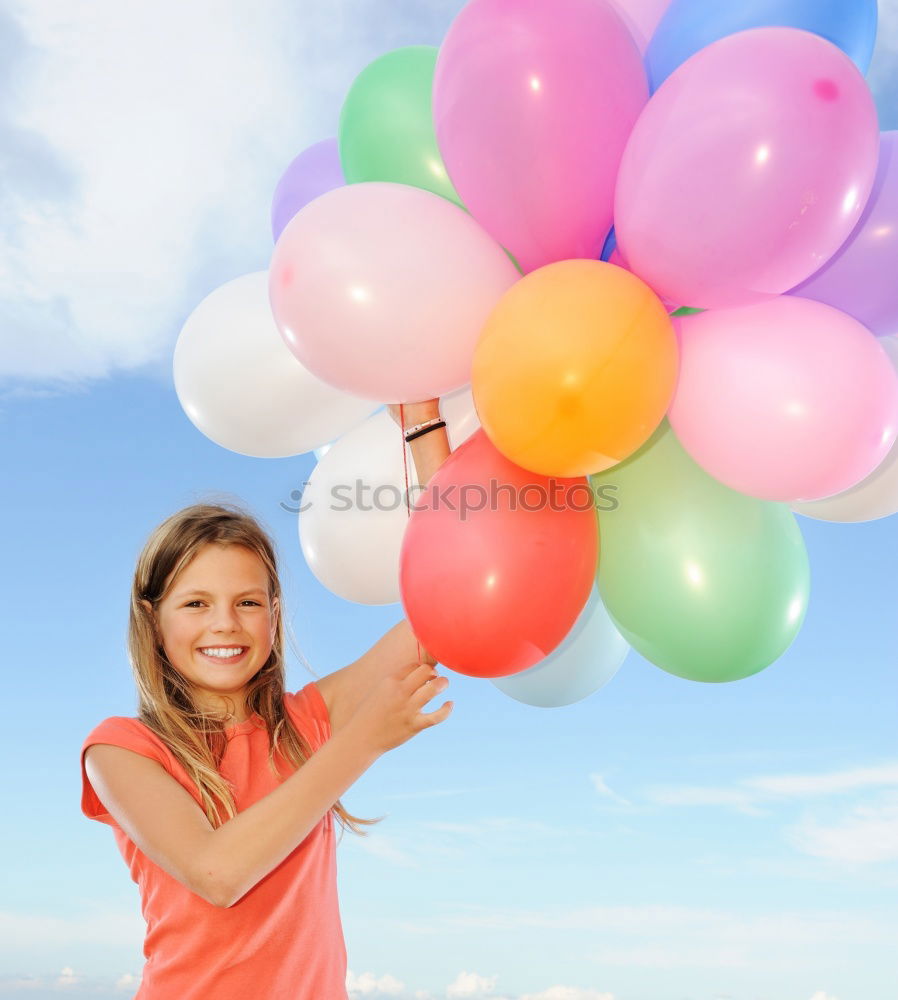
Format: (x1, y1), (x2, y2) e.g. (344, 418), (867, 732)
(591, 420), (810, 683)
(338, 46), (462, 207)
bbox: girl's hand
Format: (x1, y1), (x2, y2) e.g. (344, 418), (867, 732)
(386, 399), (441, 430)
(344, 661), (452, 756)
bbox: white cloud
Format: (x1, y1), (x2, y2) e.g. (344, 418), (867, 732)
(808, 992), (839, 1000)
(643, 784), (766, 816)
(641, 763), (898, 864)
(0, 966), (141, 996)
(347, 969), (407, 996)
(786, 796), (898, 864)
(395, 901), (895, 977)
(0, 905), (143, 951)
(588, 773), (631, 807)
(1, 1), (301, 384)
(53, 968), (77, 987)
(743, 763), (898, 798)
(446, 971), (500, 997)
(643, 760), (898, 811)
(0, 0), (458, 389)
(342, 969), (614, 1000)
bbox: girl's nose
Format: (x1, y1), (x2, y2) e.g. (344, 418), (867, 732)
(209, 606), (243, 632)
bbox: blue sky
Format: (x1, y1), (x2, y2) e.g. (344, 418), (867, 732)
(1, 2), (897, 999)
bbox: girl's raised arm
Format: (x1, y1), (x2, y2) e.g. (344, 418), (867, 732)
(84, 660), (449, 908)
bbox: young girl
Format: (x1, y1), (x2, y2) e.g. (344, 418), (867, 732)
(80, 400), (452, 999)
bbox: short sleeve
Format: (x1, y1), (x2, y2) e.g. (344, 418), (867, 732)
(80, 717), (171, 826)
(283, 681), (331, 754)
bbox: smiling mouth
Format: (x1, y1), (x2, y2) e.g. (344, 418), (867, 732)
(197, 647), (249, 664)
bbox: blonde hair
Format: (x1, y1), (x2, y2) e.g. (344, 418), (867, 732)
(129, 499), (383, 840)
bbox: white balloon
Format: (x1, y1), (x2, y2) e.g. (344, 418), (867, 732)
(490, 582), (629, 708)
(173, 272), (379, 458)
(299, 388), (480, 605)
(792, 335), (898, 523)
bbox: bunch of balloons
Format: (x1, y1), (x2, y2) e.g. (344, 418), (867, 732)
(173, 0), (897, 707)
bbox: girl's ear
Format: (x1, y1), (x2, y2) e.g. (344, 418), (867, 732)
(270, 597), (280, 638)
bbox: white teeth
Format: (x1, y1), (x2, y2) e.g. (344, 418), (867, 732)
(199, 647), (245, 658)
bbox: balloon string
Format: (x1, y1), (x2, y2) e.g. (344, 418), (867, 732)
(398, 402), (423, 666)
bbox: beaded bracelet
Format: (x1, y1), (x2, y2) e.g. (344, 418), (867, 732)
(403, 416), (443, 438)
(405, 419), (447, 443)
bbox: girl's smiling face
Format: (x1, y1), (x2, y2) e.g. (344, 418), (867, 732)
(143, 543), (279, 721)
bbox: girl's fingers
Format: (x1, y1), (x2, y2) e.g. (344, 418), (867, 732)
(403, 661), (438, 688)
(400, 661), (434, 683)
(415, 672), (448, 704)
(418, 700), (453, 727)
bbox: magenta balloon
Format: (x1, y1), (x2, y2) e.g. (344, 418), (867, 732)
(789, 132), (898, 339)
(269, 182), (520, 403)
(615, 28), (879, 310)
(433, 0), (648, 274)
(668, 297), (898, 503)
(271, 138), (344, 243)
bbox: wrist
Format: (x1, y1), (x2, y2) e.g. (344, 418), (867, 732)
(340, 715), (387, 763)
(404, 417), (446, 443)
(399, 401), (440, 425)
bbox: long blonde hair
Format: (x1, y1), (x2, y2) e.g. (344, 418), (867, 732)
(129, 500), (383, 839)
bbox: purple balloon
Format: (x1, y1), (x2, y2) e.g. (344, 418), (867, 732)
(790, 132), (898, 337)
(270, 138), (345, 243)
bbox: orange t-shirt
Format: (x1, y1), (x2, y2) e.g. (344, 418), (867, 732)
(80, 681), (348, 1000)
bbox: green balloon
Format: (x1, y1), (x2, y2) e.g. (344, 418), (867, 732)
(591, 420), (810, 683)
(338, 46), (462, 207)
(670, 306), (705, 316)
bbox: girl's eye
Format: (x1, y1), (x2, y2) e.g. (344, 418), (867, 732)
(183, 600), (262, 608)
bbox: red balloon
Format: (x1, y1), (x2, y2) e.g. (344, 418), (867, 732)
(399, 429), (598, 677)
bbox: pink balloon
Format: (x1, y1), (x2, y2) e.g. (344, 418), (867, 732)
(668, 297), (898, 503)
(269, 182), (519, 403)
(608, 0), (672, 52)
(615, 27), (879, 310)
(433, 0), (648, 274)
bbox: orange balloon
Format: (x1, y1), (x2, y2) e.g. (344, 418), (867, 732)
(472, 259), (679, 476)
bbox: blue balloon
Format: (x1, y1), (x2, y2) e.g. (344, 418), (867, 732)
(489, 582), (629, 709)
(646, 0), (878, 92)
